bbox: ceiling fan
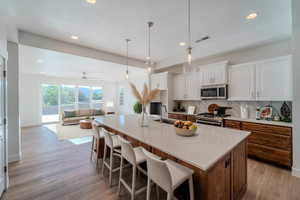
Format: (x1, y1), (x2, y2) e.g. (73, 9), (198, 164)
(81, 72), (103, 81)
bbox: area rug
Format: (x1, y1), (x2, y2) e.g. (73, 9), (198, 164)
(46, 123), (95, 140)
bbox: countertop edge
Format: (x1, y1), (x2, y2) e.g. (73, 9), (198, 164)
(224, 117), (293, 127)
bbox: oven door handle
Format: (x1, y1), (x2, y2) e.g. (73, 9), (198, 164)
(196, 120), (222, 126)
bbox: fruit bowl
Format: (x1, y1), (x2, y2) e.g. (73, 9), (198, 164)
(174, 120), (197, 137)
(175, 127), (197, 137)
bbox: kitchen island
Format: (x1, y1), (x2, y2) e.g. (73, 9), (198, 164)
(95, 115), (250, 200)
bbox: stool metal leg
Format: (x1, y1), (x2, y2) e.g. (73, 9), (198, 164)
(118, 156), (124, 196)
(102, 145), (107, 176)
(146, 178), (151, 200)
(90, 136), (95, 161)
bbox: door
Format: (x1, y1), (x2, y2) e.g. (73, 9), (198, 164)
(0, 56), (7, 196)
(228, 63), (256, 101)
(256, 56), (292, 101)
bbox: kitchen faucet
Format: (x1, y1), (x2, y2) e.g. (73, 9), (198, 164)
(160, 104), (168, 123)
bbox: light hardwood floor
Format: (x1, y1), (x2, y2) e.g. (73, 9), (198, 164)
(2, 126), (300, 200)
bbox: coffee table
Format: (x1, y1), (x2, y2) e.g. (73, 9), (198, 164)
(80, 120), (93, 129)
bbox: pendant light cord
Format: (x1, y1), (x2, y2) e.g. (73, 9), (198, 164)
(188, 0), (191, 48)
(125, 39), (130, 76)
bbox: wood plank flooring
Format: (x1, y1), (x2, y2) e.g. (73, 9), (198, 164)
(2, 125), (300, 200)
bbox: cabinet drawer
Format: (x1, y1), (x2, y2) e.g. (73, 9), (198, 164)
(224, 120), (241, 130)
(248, 130), (291, 150)
(187, 115), (196, 122)
(242, 122), (291, 136)
(248, 143), (291, 167)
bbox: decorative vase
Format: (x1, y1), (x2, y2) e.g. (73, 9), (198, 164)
(140, 104), (149, 127)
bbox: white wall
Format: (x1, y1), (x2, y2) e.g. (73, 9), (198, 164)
(292, 0), (300, 177)
(19, 73), (118, 127)
(117, 72), (149, 115)
(158, 38), (292, 74)
(0, 24), (7, 58)
(7, 42), (21, 163)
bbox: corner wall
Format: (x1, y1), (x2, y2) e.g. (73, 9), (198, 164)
(292, 0), (300, 177)
(7, 42), (21, 162)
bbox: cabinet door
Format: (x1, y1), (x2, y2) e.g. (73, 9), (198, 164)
(173, 74), (185, 100)
(151, 74), (159, 89)
(159, 72), (168, 90)
(228, 63), (256, 101)
(256, 56), (292, 101)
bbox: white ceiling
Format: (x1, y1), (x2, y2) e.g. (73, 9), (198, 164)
(3, 0), (292, 68)
(19, 45), (147, 81)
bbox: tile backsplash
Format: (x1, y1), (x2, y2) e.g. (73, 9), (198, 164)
(176, 100), (292, 120)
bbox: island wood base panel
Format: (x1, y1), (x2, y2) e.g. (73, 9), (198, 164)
(99, 125), (248, 200)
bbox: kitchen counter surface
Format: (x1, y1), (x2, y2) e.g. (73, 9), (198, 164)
(95, 114), (250, 171)
(225, 117), (293, 127)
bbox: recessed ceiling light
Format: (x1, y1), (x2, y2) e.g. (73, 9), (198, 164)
(179, 42), (186, 46)
(37, 59), (44, 63)
(246, 12), (258, 20)
(71, 35), (79, 40)
(86, 0), (96, 4)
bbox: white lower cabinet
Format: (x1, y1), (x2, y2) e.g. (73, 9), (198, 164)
(228, 55), (292, 101)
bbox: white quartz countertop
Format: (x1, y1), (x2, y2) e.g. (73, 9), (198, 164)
(225, 117), (293, 127)
(95, 115), (250, 171)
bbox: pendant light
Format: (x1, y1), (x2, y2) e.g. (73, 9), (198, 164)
(125, 38), (131, 79)
(187, 0), (192, 65)
(146, 21), (154, 73)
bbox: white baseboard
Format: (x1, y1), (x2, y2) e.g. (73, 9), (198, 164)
(292, 167), (300, 178)
(8, 152), (22, 163)
(21, 124), (41, 128)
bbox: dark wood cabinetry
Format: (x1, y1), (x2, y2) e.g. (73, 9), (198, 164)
(168, 113), (196, 122)
(224, 119), (292, 168)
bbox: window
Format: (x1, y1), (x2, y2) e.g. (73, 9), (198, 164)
(119, 87), (124, 106)
(61, 85), (76, 111)
(41, 84), (104, 123)
(91, 87), (103, 109)
(92, 87), (103, 101)
(42, 84), (59, 123)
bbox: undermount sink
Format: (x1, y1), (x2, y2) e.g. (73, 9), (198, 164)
(154, 118), (175, 125)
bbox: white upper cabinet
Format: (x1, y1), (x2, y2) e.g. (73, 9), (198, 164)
(151, 72), (168, 90)
(172, 71), (201, 101)
(173, 74), (185, 100)
(228, 55), (292, 101)
(256, 55), (292, 101)
(228, 63), (256, 101)
(199, 61), (228, 86)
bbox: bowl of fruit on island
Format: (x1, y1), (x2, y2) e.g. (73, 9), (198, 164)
(174, 120), (197, 137)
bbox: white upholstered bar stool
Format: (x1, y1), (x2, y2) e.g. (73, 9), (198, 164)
(102, 129), (121, 186)
(118, 137), (148, 200)
(90, 123), (103, 171)
(143, 149), (195, 200)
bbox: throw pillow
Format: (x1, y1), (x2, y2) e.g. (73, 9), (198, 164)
(64, 110), (76, 118)
(94, 109), (105, 116)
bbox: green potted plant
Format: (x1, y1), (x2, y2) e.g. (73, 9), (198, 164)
(133, 102), (142, 114)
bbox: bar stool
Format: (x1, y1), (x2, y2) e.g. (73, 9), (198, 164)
(143, 149), (195, 200)
(118, 137), (148, 200)
(102, 129), (121, 186)
(90, 122), (103, 171)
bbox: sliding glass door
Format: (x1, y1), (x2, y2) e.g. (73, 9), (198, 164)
(41, 84), (105, 123)
(42, 84), (59, 123)
(61, 85), (76, 111)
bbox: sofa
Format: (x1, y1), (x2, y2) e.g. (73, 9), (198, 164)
(60, 109), (105, 125)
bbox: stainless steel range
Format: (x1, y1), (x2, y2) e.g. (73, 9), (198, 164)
(196, 113), (231, 127)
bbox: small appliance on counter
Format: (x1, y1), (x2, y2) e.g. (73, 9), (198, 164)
(280, 101), (292, 122)
(240, 104), (249, 119)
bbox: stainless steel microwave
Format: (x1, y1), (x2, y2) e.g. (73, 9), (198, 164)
(200, 85), (228, 100)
